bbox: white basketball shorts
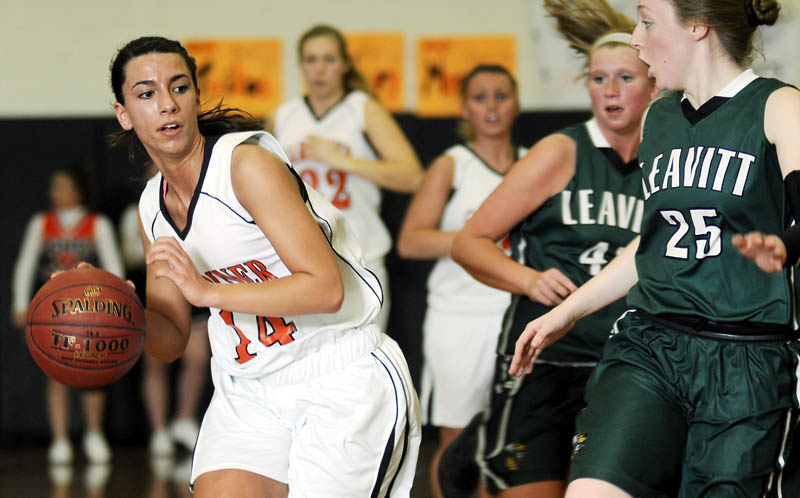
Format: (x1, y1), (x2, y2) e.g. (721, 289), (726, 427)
(190, 331), (421, 497)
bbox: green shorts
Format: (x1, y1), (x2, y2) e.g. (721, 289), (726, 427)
(570, 310), (800, 498)
(476, 354), (594, 493)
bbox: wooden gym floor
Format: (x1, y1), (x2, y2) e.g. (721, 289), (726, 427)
(0, 433), (437, 498)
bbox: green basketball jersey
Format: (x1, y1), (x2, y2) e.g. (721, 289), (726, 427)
(499, 120), (645, 362)
(627, 76), (795, 325)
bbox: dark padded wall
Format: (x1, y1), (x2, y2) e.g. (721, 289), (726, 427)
(0, 111), (590, 446)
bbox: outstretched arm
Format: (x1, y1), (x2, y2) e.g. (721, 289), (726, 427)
(509, 236), (640, 376)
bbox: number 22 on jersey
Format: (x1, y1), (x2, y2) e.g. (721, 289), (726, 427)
(300, 169), (351, 209)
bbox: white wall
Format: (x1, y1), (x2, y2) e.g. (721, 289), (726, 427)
(1, 0), (797, 117)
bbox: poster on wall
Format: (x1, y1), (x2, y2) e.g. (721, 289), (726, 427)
(345, 32), (405, 112)
(415, 36), (517, 117)
(527, 0), (799, 108)
(183, 39), (282, 118)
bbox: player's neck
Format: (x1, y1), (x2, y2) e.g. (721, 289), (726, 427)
(307, 88), (346, 117)
(470, 135), (515, 174)
(154, 135), (206, 209)
(681, 50), (743, 109)
(601, 126), (641, 164)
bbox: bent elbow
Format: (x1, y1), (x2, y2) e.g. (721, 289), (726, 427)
(450, 233), (466, 265)
(396, 236), (414, 259)
(143, 345), (182, 364)
(392, 167), (424, 194)
(161, 351), (183, 364)
(408, 172), (424, 192)
(321, 277), (345, 313)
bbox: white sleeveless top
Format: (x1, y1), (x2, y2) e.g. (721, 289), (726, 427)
(426, 144), (527, 314)
(139, 131), (383, 378)
(273, 90), (391, 263)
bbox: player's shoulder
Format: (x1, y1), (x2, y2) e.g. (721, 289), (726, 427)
(766, 85), (800, 110)
(442, 143), (469, 160)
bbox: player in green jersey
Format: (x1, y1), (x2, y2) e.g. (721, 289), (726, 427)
(445, 1), (658, 496)
(511, 0), (800, 496)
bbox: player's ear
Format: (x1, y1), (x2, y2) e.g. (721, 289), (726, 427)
(114, 102), (133, 131)
(690, 23), (709, 42)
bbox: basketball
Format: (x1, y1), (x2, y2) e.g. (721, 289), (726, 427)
(25, 266), (146, 389)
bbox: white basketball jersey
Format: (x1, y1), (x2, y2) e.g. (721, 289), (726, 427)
(139, 131), (383, 378)
(273, 91), (391, 262)
(426, 144), (528, 314)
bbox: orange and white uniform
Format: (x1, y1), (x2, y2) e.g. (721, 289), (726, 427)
(12, 207), (123, 315)
(274, 91), (392, 329)
(420, 144), (526, 428)
(138, 131), (420, 497)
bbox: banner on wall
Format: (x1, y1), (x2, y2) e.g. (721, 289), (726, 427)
(184, 39), (282, 118)
(345, 32), (405, 112)
(416, 36), (516, 117)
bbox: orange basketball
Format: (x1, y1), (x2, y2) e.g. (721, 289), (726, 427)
(26, 267), (146, 389)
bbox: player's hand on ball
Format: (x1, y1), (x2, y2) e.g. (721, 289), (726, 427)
(732, 231), (786, 273)
(526, 268), (577, 306)
(12, 311), (27, 330)
(147, 237), (209, 306)
(509, 310), (575, 376)
(51, 262), (137, 291)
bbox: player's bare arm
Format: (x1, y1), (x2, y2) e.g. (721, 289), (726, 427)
(310, 97), (423, 192)
(140, 219), (192, 363)
(734, 86), (800, 272)
(216, 144), (343, 317)
(396, 154), (457, 259)
(452, 133), (578, 305)
(509, 236), (640, 376)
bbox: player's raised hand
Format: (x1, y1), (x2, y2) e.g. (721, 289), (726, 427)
(147, 237), (209, 306)
(526, 268), (578, 306)
(509, 308), (575, 376)
(732, 231), (786, 273)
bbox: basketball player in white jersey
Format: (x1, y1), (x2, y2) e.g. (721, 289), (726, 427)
(397, 64), (525, 498)
(108, 36), (420, 498)
(272, 25), (423, 331)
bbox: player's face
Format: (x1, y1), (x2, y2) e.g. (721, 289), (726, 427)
(588, 44), (656, 135)
(461, 72), (519, 140)
(49, 173), (82, 210)
(300, 35), (349, 99)
(632, 0), (693, 91)
(113, 53), (202, 160)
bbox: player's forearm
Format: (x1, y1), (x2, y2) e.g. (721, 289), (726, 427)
(556, 236), (640, 322)
(452, 234), (533, 296)
(201, 272), (344, 318)
(397, 229), (457, 260)
(333, 155), (423, 192)
(142, 308), (191, 363)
